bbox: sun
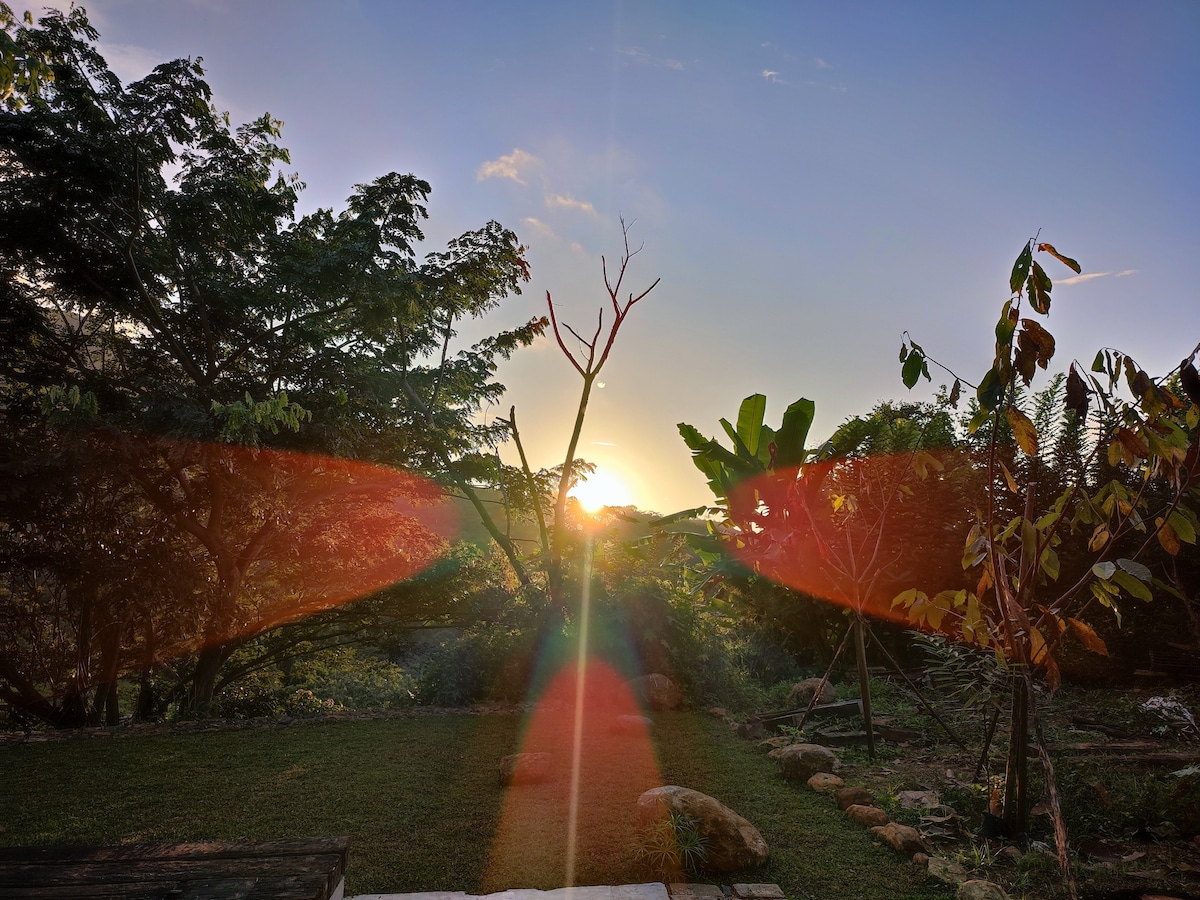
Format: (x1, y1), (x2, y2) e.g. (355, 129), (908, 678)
(569, 468), (633, 513)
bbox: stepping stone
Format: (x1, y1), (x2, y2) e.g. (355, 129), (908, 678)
(667, 885), (724, 900)
(731, 885), (785, 900)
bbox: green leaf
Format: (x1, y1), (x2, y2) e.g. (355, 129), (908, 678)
(1112, 570), (1153, 602)
(902, 347), (927, 389)
(1092, 561), (1117, 580)
(1010, 243), (1033, 294)
(1169, 510), (1197, 544)
(1027, 261), (1053, 315)
(1115, 558), (1152, 582)
(1040, 546), (1060, 581)
(1091, 350), (1106, 374)
(977, 367), (1004, 412)
(774, 397), (816, 468)
(736, 394), (767, 458)
(718, 417), (755, 462)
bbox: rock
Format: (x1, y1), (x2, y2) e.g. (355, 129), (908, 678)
(845, 804), (889, 827)
(636, 785), (769, 873)
(787, 677), (836, 708)
(835, 786), (875, 810)
(611, 714), (653, 735)
(806, 772), (844, 793)
(956, 881), (1009, 900)
(707, 707), (727, 719)
(498, 752), (551, 786)
(627, 673), (683, 711)
(737, 720), (765, 740)
(775, 743), (837, 780)
(926, 855), (968, 886)
(870, 822), (927, 856)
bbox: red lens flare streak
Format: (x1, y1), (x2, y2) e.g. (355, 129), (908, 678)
(722, 453), (964, 630)
(102, 436), (456, 660)
(485, 659), (665, 890)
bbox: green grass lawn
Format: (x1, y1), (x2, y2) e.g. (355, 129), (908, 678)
(2, 712), (950, 899)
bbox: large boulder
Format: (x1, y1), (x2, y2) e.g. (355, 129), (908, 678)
(627, 674), (684, 711)
(636, 785), (768, 872)
(786, 677), (835, 708)
(775, 743), (837, 780)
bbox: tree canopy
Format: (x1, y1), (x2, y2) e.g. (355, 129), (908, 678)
(0, 5), (544, 722)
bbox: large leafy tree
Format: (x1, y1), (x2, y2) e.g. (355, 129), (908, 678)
(0, 6), (544, 720)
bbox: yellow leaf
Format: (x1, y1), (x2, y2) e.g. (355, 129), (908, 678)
(1029, 626), (1049, 664)
(1088, 526), (1109, 552)
(1068, 617), (1109, 656)
(1157, 517), (1181, 556)
(1006, 406), (1039, 457)
(1000, 461), (1019, 494)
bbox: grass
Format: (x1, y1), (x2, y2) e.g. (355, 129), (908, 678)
(1, 711), (951, 899)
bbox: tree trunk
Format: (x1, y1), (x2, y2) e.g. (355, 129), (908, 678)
(1003, 672), (1030, 839)
(854, 615), (875, 758)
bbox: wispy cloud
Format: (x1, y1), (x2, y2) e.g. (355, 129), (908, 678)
(814, 57), (831, 69)
(476, 148), (540, 184)
(520, 217), (556, 239)
(545, 192), (596, 215)
(1058, 269), (1137, 286)
(619, 47), (685, 71)
(761, 69), (781, 83)
(591, 441), (617, 447)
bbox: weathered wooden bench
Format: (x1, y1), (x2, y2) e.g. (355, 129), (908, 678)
(0, 836), (348, 899)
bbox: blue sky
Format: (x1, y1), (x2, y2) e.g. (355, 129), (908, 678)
(28, 1), (1200, 513)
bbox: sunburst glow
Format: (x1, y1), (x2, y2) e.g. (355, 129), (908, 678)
(568, 468), (633, 512)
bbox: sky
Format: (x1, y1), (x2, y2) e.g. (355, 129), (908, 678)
(19, 0), (1200, 515)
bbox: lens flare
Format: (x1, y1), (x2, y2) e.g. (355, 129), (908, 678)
(722, 451), (965, 631)
(485, 539), (664, 890)
(71, 435), (456, 666)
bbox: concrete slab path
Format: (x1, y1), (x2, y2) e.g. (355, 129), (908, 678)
(349, 884), (670, 900)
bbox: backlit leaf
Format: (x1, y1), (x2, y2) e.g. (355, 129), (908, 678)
(1092, 561), (1117, 580)
(736, 394), (767, 458)
(1000, 461), (1019, 494)
(1006, 406), (1039, 457)
(1156, 517), (1181, 556)
(1068, 618), (1108, 655)
(1037, 243), (1082, 274)
(948, 378), (961, 408)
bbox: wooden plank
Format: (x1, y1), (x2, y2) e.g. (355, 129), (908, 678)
(0, 837), (349, 864)
(0, 853), (345, 886)
(0, 838), (348, 900)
